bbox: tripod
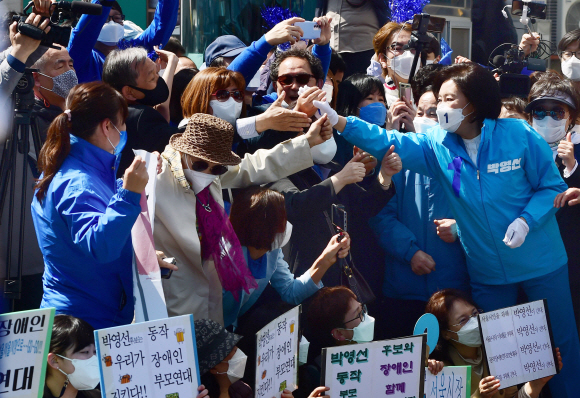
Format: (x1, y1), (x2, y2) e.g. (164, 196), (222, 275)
(0, 69), (43, 311)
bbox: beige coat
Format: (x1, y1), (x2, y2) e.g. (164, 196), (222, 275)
(154, 136), (313, 325)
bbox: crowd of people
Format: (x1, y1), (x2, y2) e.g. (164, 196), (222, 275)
(3, 1), (580, 397)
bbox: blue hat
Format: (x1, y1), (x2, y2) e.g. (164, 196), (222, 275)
(204, 35), (247, 67)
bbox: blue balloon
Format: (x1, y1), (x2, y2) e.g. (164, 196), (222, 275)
(414, 313), (440, 354)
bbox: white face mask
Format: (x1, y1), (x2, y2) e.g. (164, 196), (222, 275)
(343, 314), (375, 343)
(388, 50), (417, 80)
(413, 117), (438, 135)
(217, 348), (247, 384)
(271, 222), (293, 251)
(322, 83), (334, 104)
(533, 117), (568, 144)
(310, 136), (337, 165)
(182, 155), (219, 194)
(562, 56), (580, 81)
(298, 336), (310, 366)
(56, 354), (100, 390)
(210, 97), (243, 126)
(425, 59), (435, 65)
(97, 20), (125, 46)
(448, 317), (482, 347)
(436, 102), (473, 133)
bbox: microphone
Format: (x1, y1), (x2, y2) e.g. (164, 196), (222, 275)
(56, 1), (103, 15)
(491, 55), (506, 74)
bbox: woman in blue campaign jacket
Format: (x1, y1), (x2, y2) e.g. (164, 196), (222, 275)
(31, 82), (146, 330)
(316, 63), (580, 397)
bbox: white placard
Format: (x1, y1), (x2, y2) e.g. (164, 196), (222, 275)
(0, 308), (55, 398)
(255, 306), (301, 398)
(95, 315), (200, 398)
(424, 366), (471, 398)
(322, 335), (426, 398)
(132, 149), (158, 229)
(479, 299), (557, 389)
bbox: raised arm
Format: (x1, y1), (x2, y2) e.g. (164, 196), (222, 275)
(128, 0), (179, 51)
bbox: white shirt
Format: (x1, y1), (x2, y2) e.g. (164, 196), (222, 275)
(462, 134), (481, 165)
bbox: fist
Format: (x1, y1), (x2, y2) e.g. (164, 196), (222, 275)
(434, 219), (458, 243)
(123, 156), (149, 194)
(410, 250), (435, 275)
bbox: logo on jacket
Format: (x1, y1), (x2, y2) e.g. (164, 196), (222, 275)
(487, 158), (521, 174)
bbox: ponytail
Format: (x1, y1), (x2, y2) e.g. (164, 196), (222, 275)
(34, 82), (128, 201)
(36, 113), (71, 201)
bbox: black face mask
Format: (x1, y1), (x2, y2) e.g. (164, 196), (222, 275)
(129, 77), (169, 107)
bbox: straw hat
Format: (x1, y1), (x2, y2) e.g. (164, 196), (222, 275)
(170, 113), (241, 165)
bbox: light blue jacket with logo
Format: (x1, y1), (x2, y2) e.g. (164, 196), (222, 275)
(340, 116), (567, 285)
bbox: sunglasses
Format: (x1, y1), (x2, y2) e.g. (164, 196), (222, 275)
(531, 107), (566, 121)
(185, 154), (228, 175)
(277, 73), (316, 86)
(212, 89), (244, 103)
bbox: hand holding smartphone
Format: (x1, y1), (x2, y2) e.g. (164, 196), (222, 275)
(295, 21), (321, 40)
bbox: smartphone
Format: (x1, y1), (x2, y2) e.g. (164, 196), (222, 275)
(295, 21), (321, 40)
(399, 82), (413, 103)
(161, 257), (176, 279)
(331, 204), (347, 241)
(511, 1), (547, 19)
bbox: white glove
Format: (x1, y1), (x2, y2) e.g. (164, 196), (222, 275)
(313, 100), (339, 126)
(503, 218), (529, 248)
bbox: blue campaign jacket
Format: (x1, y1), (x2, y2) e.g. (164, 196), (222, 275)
(341, 117), (568, 285)
(69, 0), (179, 83)
(31, 136), (141, 329)
(369, 170), (470, 301)
(222, 247), (322, 327)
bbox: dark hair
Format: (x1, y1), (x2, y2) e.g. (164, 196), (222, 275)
(111, 1), (122, 15)
(230, 187), (287, 250)
(306, 287), (357, 348)
(410, 63), (446, 105)
(423, 32), (441, 57)
(528, 70), (580, 125)
(36, 82), (128, 201)
(558, 29), (580, 53)
(501, 96), (528, 116)
(336, 74), (385, 117)
(163, 37), (186, 57)
(425, 289), (478, 362)
(329, 50), (346, 75)
(209, 57), (226, 68)
(270, 49), (324, 82)
(170, 68), (199, 125)
(433, 63), (502, 124)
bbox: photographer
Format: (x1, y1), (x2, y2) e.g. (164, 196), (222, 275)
(0, 12), (50, 109)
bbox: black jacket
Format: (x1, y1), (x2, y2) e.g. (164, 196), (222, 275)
(556, 146), (580, 270)
(117, 104), (180, 178)
(32, 98), (61, 142)
(268, 162), (394, 289)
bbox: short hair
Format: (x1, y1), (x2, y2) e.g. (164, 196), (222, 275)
(336, 74), (385, 117)
(111, 1), (123, 15)
(329, 50), (346, 75)
(501, 96), (528, 115)
(423, 32), (441, 57)
(558, 29), (580, 53)
(425, 289), (478, 362)
(102, 47), (149, 93)
(31, 45), (67, 73)
(306, 287), (358, 348)
(229, 186), (287, 251)
(410, 63), (446, 105)
(181, 67), (245, 117)
(432, 63), (502, 124)
(209, 56), (226, 68)
(170, 68), (199, 125)
(163, 37), (186, 57)
(270, 49), (324, 82)
(528, 71), (580, 125)
(372, 21), (412, 56)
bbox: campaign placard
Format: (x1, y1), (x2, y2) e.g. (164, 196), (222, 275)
(479, 299), (558, 389)
(95, 315), (200, 398)
(424, 366), (471, 398)
(0, 307), (55, 398)
(322, 335), (426, 398)
(255, 305), (301, 398)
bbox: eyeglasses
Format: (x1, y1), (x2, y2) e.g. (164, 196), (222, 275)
(212, 89), (244, 103)
(560, 51), (580, 61)
(450, 309), (483, 328)
(184, 155), (228, 175)
(276, 73), (316, 86)
(344, 304), (367, 326)
(387, 42), (416, 56)
(531, 107), (566, 121)
(107, 14), (125, 24)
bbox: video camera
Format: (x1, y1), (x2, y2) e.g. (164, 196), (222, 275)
(13, 1), (103, 48)
(404, 13), (446, 81)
